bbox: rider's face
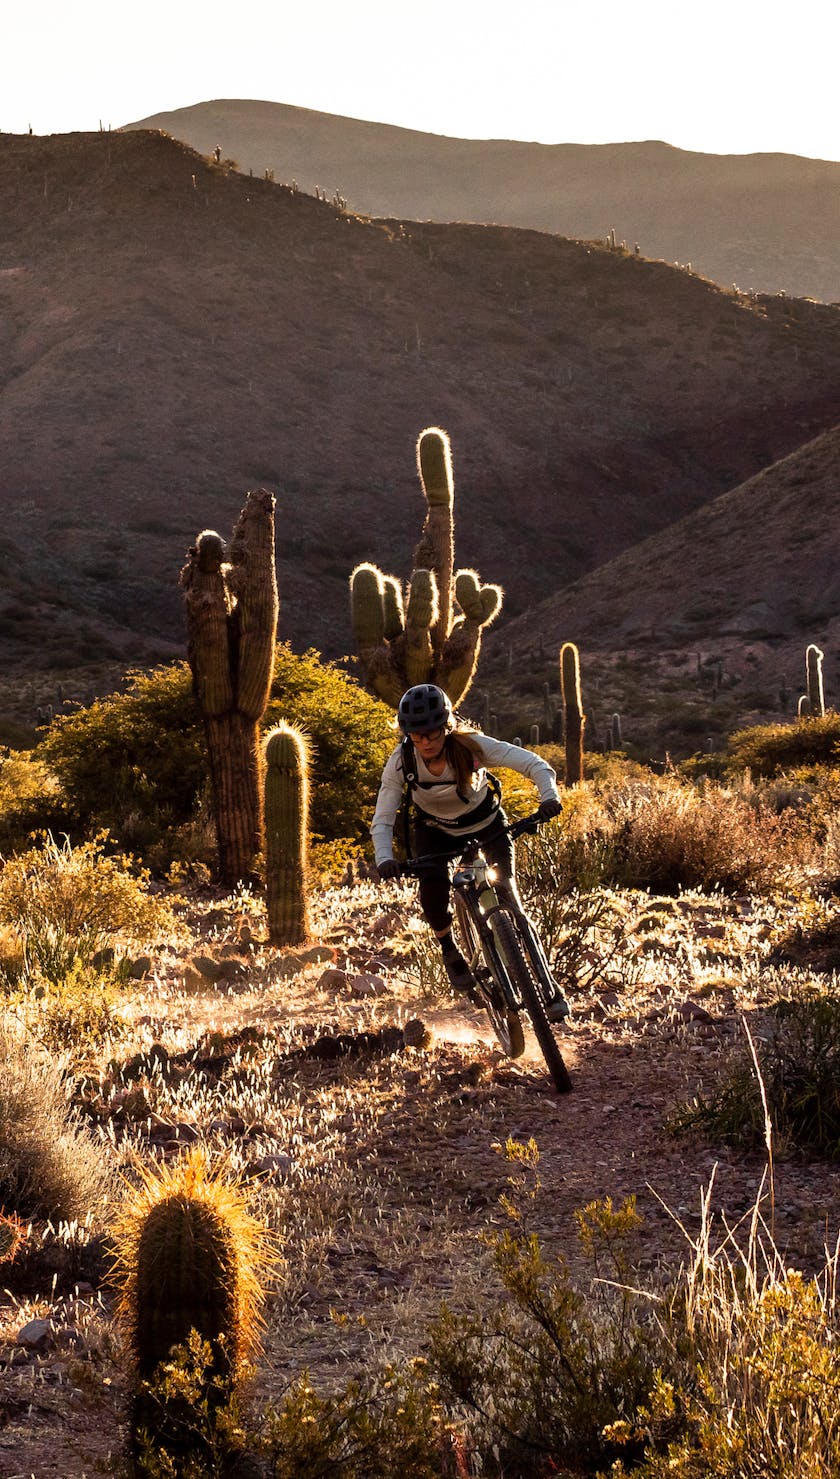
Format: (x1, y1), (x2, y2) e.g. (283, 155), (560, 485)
(411, 726), (446, 759)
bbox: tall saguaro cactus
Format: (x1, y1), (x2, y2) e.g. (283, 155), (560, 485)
(264, 722), (310, 946)
(350, 428), (502, 709)
(560, 642), (586, 786)
(806, 643), (825, 718)
(181, 489), (278, 883)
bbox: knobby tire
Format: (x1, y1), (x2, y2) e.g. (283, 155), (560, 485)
(454, 894), (525, 1060)
(492, 911), (573, 1094)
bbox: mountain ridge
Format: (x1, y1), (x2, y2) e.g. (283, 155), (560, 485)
(125, 99), (840, 301)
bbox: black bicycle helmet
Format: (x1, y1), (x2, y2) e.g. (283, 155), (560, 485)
(397, 684), (453, 735)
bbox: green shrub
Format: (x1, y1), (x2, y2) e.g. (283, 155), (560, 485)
(0, 833), (181, 968)
(670, 986), (840, 1157)
(624, 1208), (840, 1477)
(38, 647), (394, 870)
(260, 1361), (460, 1479)
(430, 1142), (684, 1477)
(721, 712), (840, 778)
(0, 750), (71, 853)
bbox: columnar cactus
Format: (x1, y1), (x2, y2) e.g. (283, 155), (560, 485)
(350, 428), (502, 709)
(560, 642), (585, 786)
(110, 1148), (270, 1475)
(806, 643), (825, 718)
(264, 722), (310, 946)
(181, 490), (278, 884)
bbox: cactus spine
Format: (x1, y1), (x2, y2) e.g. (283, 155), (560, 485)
(181, 490), (278, 884)
(560, 642), (585, 786)
(110, 1148), (271, 1475)
(806, 643), (825, 717)
(350, 428), (502, 710)
(264, 723), (310, 946)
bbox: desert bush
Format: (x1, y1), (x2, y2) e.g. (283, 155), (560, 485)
(260, 1361), (461, 1479)
(603, 774), (805, 894)
(514, 772), (804, 896)
(0, 833), (181, 975)
(430, 1142), (683, 1477)
(0, 749), (71, 853)
(0, 1020), (108, 1220)
(17, 959), (129, 1061)
(720, 712), (840, 778)
(621, 1191), (840, 1477)
(768, 896), (840, 972)
(38, 647), (394, 870)
(670, 985), (840, 1157)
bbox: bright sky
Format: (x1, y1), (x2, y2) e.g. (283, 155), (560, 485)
(4, 0), (839, 162)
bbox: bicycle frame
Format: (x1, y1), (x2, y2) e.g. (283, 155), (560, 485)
(405, 811), (553, 1010)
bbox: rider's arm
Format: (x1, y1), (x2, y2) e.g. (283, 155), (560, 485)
(473, 734), (559, 803)
(370, 747), (404, 865)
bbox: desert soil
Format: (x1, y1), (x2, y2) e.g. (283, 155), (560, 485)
(1, 877), (838, 1477)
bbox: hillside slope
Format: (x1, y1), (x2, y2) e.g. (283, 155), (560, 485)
(126, 99), (840, 301)
(478, 425), (840, 753)
(1, 129), (839, 719)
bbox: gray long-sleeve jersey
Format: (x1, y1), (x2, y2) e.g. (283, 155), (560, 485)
(370, 733), (558, 864)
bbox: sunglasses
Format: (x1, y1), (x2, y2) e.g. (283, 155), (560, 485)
(410, 727), (445, 743)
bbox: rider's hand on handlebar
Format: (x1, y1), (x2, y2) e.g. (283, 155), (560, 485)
(537, 796), (563, 822)
(376, 859), (401, 883)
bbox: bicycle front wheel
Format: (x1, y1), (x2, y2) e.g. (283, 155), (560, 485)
(454, 894), (525, 1060)
(492, 911), (573, 1094)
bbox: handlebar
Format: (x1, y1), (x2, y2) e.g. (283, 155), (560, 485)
(396, 809), (547, 877)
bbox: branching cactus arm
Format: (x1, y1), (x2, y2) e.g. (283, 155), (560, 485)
(438, 569), (503, 707)
(414, 427), (455, 656)
(404, 568), (439, 688)
(226, 489), (279, 721)
(181, 531), (234, 717)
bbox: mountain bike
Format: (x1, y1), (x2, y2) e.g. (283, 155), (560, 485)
(402, 812), (573, 1094)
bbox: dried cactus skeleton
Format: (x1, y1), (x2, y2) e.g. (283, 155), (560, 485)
(181, 490), (278, 884)
(350, 428), (503, 709)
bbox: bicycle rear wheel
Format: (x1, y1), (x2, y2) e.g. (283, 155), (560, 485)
(455, 894), (525, 1060)
(492, 912), (573, 1093)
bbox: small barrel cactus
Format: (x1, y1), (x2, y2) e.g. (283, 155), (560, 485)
(111, 1148), (271, 1475)
(264, 723), (311, 946)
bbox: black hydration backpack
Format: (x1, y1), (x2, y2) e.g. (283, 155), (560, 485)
(398, 735), (501, 855)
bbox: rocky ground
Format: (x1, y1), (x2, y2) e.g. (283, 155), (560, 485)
(1, 875), (838, 1477)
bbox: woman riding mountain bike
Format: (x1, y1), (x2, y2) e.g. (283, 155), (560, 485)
(371, 683), (568, 1021)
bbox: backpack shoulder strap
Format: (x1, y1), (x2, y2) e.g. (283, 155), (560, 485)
(399, 736), (417, 857)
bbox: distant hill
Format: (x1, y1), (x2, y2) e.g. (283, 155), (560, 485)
(1, 128), (839, 734)
(478, 425), (840, 754)
(126, 99), (840, 302)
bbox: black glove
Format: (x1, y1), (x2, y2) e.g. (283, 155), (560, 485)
(537, 796), (563, 822)
(376, 859), (401, 882)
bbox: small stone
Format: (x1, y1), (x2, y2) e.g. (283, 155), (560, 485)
(348, 972), (388, 999)
(128, 955), (152, 980)
(297, 944), (335, 965)
(91, 946), (115, 969)
(248, 1153), (293, 1179)
(17, 1318), (52, 1351)
(192, 954), (226, 980)
(676, 999), (715, 1023)
(317, 967), (349, 993)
